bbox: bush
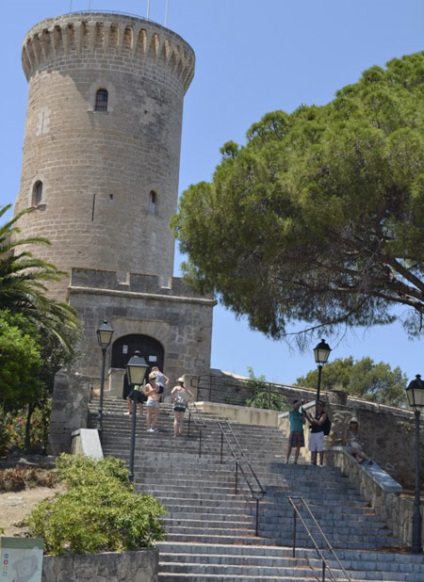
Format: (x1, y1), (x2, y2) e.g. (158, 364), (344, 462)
(0, 403), (51, 455)
(0, 467), (57, 492)
(244, 367), (288, 412)
(27, 454), (166, 555)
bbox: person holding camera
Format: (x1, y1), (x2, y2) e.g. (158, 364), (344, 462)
(305, 399), (328, 466)
(286, 399), (306, 464)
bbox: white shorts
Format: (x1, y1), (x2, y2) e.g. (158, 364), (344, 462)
(309, 431), (324, 452)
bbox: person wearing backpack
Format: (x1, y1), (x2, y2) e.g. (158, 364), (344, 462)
(305, 400), (328, 466)
(171, 377), (194, 438)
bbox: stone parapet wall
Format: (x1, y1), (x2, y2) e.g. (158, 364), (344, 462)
(21, 13), (194, 91)
(70, 268), (212, 300)
(42, 548), (158, 582)
(194, 401), (279, 427)
(326, 447), (422, 549)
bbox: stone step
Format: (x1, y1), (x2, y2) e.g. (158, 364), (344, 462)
(95, 399), (412, 579)
(157, 543), (424, 581)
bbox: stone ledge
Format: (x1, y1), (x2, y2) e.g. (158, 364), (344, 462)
(327, 446), (402, 494)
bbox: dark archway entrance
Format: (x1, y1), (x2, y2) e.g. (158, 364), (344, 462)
(111, 334), (165, 399)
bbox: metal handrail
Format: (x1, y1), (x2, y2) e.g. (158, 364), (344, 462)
(191, 373), (315, 407)
(288, 496), (352, 582)
(188, 403), (266, 536)
(217, 420), (266, 498)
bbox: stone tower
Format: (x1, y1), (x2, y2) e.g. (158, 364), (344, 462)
(14, 11), (214, 452)
(16, 12), (194, 296)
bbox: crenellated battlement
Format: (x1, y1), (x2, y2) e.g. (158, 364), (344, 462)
(22, 12), (195, 93)
(69, 268), (216, 304)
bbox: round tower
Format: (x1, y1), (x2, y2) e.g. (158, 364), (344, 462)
(14, 12), (195, 299)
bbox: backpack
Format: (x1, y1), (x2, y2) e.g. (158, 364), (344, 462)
(323, 414), (332, 436)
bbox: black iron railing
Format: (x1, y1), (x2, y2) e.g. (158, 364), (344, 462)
(288, 496), (352, 582)
(187, 403), (266, 536)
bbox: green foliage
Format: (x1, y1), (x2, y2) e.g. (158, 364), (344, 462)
(0, 404), (51, 455)
(244, 367), (288, 411)
(295, 356), (408, 407)
(173, 52), (424, 342)
(0, 311), (43, 403)
(27, 454), (166, 555)
(0, 204), (81, 357)
(0, 204), (81, 448)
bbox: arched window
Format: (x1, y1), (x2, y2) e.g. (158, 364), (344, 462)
(148, 190), (157, 214)
(32, 181), (43, 206)
(95, 89), (108, 112)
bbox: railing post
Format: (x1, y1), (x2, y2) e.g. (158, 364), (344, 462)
(292, 507), (297, 558)
(198, 429), (202, 457)
(255, 498), (260, 536)
(235, 461), (239, 494)
(322, 560), (326, 582)
(220, 432), (224, 463)
(187, 409), (192, 436)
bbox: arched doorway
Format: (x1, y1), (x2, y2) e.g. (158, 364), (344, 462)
(111, 334), (165, 399)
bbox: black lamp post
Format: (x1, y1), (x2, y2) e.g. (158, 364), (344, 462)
(96, 320), (114, 434)
(313, 339), (331, 405)
(405, 374), (424, 554)
(127, 351), (148, 482)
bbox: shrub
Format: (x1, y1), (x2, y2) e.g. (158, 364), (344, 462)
(244, 367), (288, 412)
(27, 454), (166, 555)
(0, 403), (51, 455)
(0, 467), (57, 492)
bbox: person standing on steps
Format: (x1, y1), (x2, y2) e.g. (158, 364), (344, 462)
(171, 377), (194, 438)
(305, 400), (327, 466)
(126, 384), (146, 416)
(151, 366), (169, 402)
(145, 372), (161, 432)
(286, 399), (306, 464)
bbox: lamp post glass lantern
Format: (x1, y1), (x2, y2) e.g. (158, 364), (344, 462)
(406, 374), (424, 554)
(127, 351), (148, 482)
(96, 321), (114, 432)
(313, 339), (331, 405)
(97, 320), (114, 349)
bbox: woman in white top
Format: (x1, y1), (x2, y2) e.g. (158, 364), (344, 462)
(344, 417), (372, 465)
(151, 366), (169, 401)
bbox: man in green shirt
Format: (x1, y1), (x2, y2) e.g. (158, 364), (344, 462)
(286, 399), (305, 464)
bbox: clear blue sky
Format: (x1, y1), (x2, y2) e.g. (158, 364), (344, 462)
(2, 1), (424, 385)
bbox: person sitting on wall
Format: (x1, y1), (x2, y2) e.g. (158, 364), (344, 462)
(344, 417), (373, 465)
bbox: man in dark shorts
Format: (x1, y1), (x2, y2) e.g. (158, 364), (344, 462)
(286, 399), (305, 464)
(127, 384), (147, 416)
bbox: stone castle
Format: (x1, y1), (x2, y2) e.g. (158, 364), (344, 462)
(13, 11), (215, 451)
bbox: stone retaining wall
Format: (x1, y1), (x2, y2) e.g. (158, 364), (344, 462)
(42, 548), (158, 582)
(326, 447), (422, 548)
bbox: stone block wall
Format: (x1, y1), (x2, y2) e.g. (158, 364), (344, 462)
(42, 548), (158, 582)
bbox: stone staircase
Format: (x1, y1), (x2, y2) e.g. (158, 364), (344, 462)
(89, 400), (424, 581)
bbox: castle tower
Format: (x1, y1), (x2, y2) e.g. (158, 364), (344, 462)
(15, 12), (194, 297)
(13, 12), (215, 453)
